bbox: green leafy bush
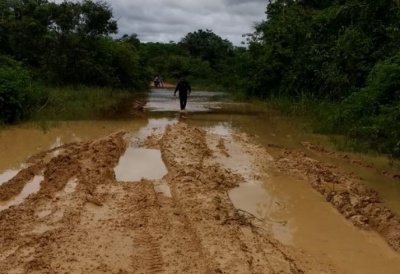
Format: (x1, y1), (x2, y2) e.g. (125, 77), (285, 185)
(0, 56), (34, 123)
(333, 52), (400, 156)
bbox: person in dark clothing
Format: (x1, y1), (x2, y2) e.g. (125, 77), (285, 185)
(174, 79), (191, 110)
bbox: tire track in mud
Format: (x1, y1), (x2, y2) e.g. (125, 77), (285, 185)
(160, 123), (329, 273)
(0, 123), (332, 273)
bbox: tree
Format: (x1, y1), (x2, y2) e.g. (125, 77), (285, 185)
(0, 56), (34, 123)
(179, 29), (233, 67)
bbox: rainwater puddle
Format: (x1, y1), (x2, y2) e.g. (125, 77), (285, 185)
(114, 147), (167, 182)
(208, 123), (232, 137)
(133, 118), (176, 142)
(0, 175), (44, 211)
(210, 123), (400, 273)
(146, 89), (223, 112)
(266, 174), (400, 274)
(0, 169), (19, 185)
(229, 181), (270, 219)
(229, 181), (292, 243)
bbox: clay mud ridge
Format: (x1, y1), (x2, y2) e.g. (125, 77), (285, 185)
(275, 148), (400, 251)
(0, 123), (332, 273)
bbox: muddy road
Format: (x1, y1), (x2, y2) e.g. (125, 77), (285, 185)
(1, 89), (400, 273)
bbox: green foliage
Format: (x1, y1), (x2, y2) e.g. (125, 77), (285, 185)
(0, 0), (148, 89)
(331, 52), (400, 156)
(179, 29), (234, 68)
(0, 56), (36, 123)
(139, 30), (235, 89)
(245, 0), (400, 100)
(239, 0), (400, 157)
(32, 86), (132, 121)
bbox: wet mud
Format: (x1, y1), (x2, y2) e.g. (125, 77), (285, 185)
(1, 90), (400, 273)
(0, 123), (333, 273)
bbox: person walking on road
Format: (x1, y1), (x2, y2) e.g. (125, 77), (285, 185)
(174, 79), (191, 111)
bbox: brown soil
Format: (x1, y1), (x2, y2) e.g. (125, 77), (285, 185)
(0, 123), (334, 273)
(275, 148), (400, 251)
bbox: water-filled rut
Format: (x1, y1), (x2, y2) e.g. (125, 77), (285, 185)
(0, 88), (400, 273)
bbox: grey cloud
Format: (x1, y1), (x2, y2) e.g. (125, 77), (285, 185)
(53, 0), (267, 45)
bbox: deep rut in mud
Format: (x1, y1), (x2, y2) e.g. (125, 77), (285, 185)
(3, 121), (400, 273)
(0, 122), (333, 273)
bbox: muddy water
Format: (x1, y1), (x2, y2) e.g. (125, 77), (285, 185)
(0, 120), (148, 172)
(1, 88), (400, 272)
(264, 174), (400, 273)
(0, 175), (44, 211)
(114, 147), (167, 182)
(0, 169), (19, 185)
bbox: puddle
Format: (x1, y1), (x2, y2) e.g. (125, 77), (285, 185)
(229, 171), (400, 273)
(146, 89), (224, 112)
(0, 175), (44, 211)
(229, 181), (270, 219)
(0, 169), (19, 185)
(208, 123), (232, 137)
(1, 88), (400, 272)
(0, 120), (147, 174)
(114, 148), (168, 182)
(264, 174), (400, 274)
(133, 118), (176, 142)
(208, 123), (400, 273)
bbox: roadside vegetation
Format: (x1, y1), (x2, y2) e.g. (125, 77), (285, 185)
(0, 0), (149, 124)
(240, 0), (400, 158)
(1, 0), (399, 157)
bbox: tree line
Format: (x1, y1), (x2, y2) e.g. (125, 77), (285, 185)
(0, 0), (239, 123)
(1, 0), (399, 157)
(0, 0), (149, 123)
(241, 0), (400, 157)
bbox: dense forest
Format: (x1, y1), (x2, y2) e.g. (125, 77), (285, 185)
(1, 0), (399, 157)
(244, 0), (400, 158)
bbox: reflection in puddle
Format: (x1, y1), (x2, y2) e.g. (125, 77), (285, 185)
(0, 175), (44, 211)
(134, 118), (176, 141)
(114, 148), (167, 182)
(229, 181), (293, 244)
(229, 181), (268, 219)
(146, 89), (224, 112)
(208, 123), (232, 137)
(0, 169), (19, 185)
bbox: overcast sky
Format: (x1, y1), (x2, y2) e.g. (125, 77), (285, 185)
(54, 0), (267, 45)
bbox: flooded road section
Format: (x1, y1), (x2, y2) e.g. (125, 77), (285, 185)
(114, 147), (167, 182)
(0, 88), (400, 273)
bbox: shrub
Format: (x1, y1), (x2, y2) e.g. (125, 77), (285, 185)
(333, 52), (400, 156)
(0, 56), (34, 123)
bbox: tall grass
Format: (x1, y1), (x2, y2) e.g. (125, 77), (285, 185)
(32, 86), (133, 121)
(259, 96), (377, 154)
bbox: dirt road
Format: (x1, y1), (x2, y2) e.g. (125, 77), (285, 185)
(0, 122), (339, 273)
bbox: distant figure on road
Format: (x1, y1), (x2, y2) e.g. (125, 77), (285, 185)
(153, 76), (160, 87)
(174, 79), (191, 111)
